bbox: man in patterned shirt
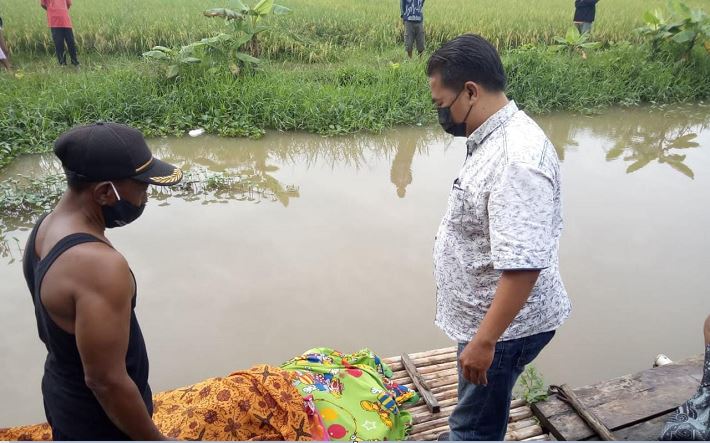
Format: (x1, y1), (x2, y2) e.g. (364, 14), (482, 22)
(427, 34), (571, 441)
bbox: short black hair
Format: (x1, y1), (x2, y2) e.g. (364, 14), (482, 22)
(64, 168), (92, 192)
(427, 34), (507, 92)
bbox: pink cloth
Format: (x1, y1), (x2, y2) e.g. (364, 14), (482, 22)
(41, 0), (73, 29)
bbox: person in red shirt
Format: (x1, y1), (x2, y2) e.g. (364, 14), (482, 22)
(40, 0), (79, 66)
(0, 17), (12, 71)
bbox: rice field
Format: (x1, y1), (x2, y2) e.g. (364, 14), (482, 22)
(2, 0), (708, 62)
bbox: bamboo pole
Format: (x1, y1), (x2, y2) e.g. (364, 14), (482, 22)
(549, 384), (615, 441)
(391, 360), (458, 379)
(388, 352), (458, 371)
(410, 415), (450, 434)
(392, 375), (414, 385)
(409, 423), (449, 441)
(506, 425), (543, 441)
(409, 386), (458, 408)
(384, 347), (456, 365)
(427, 374), (458, 389)
(510, 399), (527, 409)
(412, 405), (455, 423)
(509, 407), (534, 423)
(411, 425), (544, 442)
(430, 382), (458, 394)
(508, 419), (539, 432)
(411, 416), (537, 436)
(423, 367), (458, 380)
(522, 434), (550, 441)
(408, 397), (458, 416)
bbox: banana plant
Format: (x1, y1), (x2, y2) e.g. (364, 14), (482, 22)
(636, 0), (710, 59)
(204, 0), (291, 56)
(551, 27), (602, 58)
(143, 0), (289, 80)
(143, 44), (203, 80)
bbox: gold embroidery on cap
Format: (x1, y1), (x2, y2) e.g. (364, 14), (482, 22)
(150, 168), (183, 184)
(135, 157), (154, 173)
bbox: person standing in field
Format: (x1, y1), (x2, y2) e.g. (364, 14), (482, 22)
(427, 34), (571, 441)
(574, 0), (600, 35)
(400, 0), (425, 58)
(40, 0), (80, 66)
(0, 16), (11, 71)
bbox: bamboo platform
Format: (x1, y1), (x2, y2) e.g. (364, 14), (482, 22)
(531, 354), (704, 441)
(383, 347), (549, 441)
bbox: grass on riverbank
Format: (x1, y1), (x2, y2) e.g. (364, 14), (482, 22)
(2, 43), (710, 169)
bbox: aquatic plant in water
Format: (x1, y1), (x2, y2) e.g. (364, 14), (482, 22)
(0, 168), (299, 261)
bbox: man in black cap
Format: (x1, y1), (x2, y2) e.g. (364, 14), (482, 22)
(22, 122), (183, 440)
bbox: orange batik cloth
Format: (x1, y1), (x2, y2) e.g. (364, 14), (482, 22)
(0, 365), (314, 441)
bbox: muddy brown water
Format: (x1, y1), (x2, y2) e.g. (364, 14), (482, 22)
(1, 105), (709, 426)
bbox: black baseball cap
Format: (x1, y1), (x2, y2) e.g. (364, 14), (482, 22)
(54, 122), (183, 186)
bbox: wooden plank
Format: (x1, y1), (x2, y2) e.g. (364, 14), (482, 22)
(549, 384), (615, 440)
(533, 355), (703, 441)
(402, 353), (441, 413)
(613, 412), (672, 441)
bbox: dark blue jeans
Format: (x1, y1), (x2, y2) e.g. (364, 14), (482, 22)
(448, 330), (556, 441)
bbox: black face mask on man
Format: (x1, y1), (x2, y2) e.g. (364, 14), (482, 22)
(437, 87), (475, 137)
(101, 182), (146, 229)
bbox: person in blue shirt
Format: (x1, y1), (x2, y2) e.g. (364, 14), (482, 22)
(400, 0), (425, 58)
(573, 0), (600, 35)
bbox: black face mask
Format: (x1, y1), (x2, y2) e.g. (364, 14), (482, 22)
(437, 88), (474, 137)
(101, 182), (146, 229)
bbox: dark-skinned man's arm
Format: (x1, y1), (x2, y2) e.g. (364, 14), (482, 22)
(459, 161), (557, 385)
(73, 247), (166, 441)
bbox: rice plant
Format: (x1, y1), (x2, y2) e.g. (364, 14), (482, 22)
(3, 0), (708, 61)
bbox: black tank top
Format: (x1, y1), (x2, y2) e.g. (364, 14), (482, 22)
(23, 215), (153, 441)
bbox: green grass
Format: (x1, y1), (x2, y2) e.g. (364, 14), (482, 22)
(2, 44), (709, 170)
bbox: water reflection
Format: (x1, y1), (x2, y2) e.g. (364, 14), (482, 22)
(1, 105), (708, 262)
(541, 105), (710, 177)
(389, 129), (423, 198)
(605, 121), (701, 179)
(391, 144), (416, 198)
(149, 131), (437, 172)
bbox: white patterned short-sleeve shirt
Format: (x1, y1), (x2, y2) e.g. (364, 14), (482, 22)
(433, 101), (571, 343)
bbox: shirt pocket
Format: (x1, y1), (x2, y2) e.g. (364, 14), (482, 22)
(443, 184), (466, 232)
(460, 190), (488, 237)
